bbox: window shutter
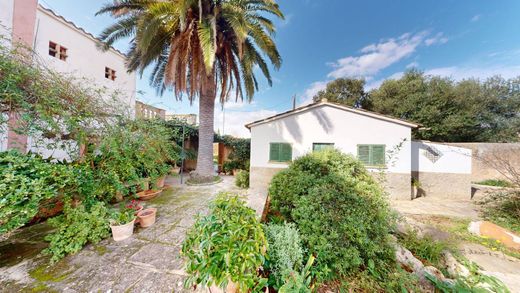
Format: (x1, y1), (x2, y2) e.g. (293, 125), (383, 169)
(357, 145), (370, 164)
(371, 145), (386, 165)
(269, 143), (280, 161)
(281, 144), (292, 162)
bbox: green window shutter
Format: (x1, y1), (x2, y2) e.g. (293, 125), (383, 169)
(280, 143), (292, 162)
(371, 145), (386, 166)
(269, 143), (280, 161)
(313, 143), (334, 151)
(357, 145), (370, 164)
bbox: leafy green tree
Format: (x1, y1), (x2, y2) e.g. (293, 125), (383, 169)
(312, 78), (369, 107)
(97, 0), (284, 181)
(368, 70), (520, 142)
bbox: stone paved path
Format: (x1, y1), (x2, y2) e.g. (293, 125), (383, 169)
(0, 175), (246, 292)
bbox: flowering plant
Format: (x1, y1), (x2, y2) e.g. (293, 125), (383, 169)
(126, 200), (143, 212)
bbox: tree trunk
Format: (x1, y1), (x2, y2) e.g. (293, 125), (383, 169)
(194, 76), (216, 181)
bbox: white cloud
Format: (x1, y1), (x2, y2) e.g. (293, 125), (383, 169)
(214, 109), (278, 138)
(299, 80), (328, 106)
(406, 61), (419, 68)
(425, 32), (448, 46)
(327, 31), (428, 79)
(471, 14), (481, 22)
(425, 65), (520, 80)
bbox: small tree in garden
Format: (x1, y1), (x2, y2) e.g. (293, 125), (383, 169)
(268, 149), (396, 281)
(182, 193), (267, 292)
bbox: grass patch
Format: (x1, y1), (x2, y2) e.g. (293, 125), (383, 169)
(397, 231), (453, 268)
(474, 179), (514, 188)
(479, 191), (520, 234)
(410, 215), (520, 260)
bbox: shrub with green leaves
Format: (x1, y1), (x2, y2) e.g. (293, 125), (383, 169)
(268, 149), (395, 280)
(181, 193), (267, 292)
(235, 170), (250, 188)
(0, 151), (75, 235)
(44, 202), (111, 262)
(265, 223), (304, 289)
(397, 231), (451, 268)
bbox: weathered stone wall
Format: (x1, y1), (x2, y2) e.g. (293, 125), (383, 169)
(412, 171), (472, 199)
(446, 143), (520, 183)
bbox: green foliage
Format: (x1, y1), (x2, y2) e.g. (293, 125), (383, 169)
(426, 259), (509, 293)
(44, 202), (110, 262)
(397, 231), (451, 268)
(109, 206), (135, 226)
(278, 255), (315, 293)
(220, 136), (251, 170)
(181, 193), (267, 292)
(0, 151), (76, 234)
(479, 191), (520, 234)
(339, 264), (420, 292)
(475, 179), (514, 188)
(367, 70), (520, 142)
(264, 223), (304, 289)
(223, 160), (241, 174)
(312, 78), (370, 108)
(268, 149), (395, 280)
(235, 170), (249, 188)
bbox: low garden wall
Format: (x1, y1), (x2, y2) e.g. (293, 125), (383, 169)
(412, 141), (472, 199)
(446, 143), (520, 183)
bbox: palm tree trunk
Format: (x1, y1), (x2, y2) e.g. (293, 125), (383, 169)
(194, 77), (216, 180)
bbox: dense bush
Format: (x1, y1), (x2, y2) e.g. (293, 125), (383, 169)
(0, 151), (76, 234)
(265, 223), (304, 289)
(235, 170), (250, 188)
(44, 202), (111, 262)
(182, 193), (267, 292)
(268, 149), (395, 280)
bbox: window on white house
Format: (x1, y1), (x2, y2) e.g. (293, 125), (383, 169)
(48, 41), (67, 61)
(357, 144), (386, 166)
(312, 143), (334, 152)
(269, 143), (292, 162)
(105, 67), (116, 81)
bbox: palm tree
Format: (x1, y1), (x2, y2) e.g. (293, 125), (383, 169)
(97, 0), (283, 181)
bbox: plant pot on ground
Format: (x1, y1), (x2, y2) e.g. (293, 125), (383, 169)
(110, 208), (136, 241)
(137, 208), (157, 228)
(136, 189), (162, 201)
(154, 175), (166, 189)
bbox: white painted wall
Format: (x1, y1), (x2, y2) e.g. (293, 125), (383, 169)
(250, 104), (413, 174)
(412, 141), (471, 174)
(0, 0), (14, 44)
(33, 6), (136, 113)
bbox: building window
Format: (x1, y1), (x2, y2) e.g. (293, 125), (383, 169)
(48, 41), (67, 61)
(269, 143), (292, 162)
(105, 67), (116, 81)
(312, 143), (334, 152)
(357, 144), (386, 166)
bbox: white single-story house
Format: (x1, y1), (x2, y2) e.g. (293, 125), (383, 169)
(245, 99), (472, 200)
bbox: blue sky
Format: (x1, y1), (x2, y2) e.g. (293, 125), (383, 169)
(40, 0), (520, 137)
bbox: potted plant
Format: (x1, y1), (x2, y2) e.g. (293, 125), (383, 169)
(411, 177), (422, 199)
(109, 207), (136, 241)
(126, 199), (143, 215)
(153, 164), (170, 189)
(137, 208), (157, 228)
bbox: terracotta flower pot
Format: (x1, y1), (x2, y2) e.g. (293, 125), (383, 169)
(134, 205), (143, 215)
(110, 218), (135, 241)
(136, 189), (162, 201)
(155, 176), (166, 189)
(208, 281), (239, 293)
(137, 208), (157, 228)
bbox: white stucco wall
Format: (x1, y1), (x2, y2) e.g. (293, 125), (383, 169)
(33, 6), (136, 114)
(249, 104), (413, 174)
(0, 0), (14, 44)
(412, 141), (472, 174)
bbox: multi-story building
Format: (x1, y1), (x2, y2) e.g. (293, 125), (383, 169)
(165, 114), (198, 126)
(135, 101), (166, 120)
(0, 0), (136, 156)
